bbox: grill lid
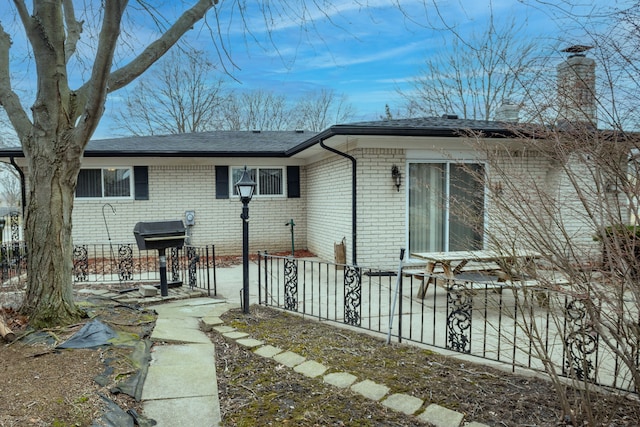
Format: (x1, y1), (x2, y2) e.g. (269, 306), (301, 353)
(133, 220), (186, 237)
(133, 220), (186, 250)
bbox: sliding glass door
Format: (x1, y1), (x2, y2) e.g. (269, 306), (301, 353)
(409, 162), (485, 254)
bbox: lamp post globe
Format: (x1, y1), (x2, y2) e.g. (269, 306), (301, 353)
(235, 166), (256, 314)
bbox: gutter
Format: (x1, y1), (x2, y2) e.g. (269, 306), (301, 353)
(319, 139), (357, 266)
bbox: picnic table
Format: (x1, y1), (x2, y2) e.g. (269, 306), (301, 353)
(410, 249), (543, 298)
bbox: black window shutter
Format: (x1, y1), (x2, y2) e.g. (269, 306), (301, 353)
(287, 166), (300, 198)
(134, 166), (149, 200)
(216, 166), (229, 199)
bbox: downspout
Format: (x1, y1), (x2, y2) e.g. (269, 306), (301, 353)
(9, 156), (26, 215)
(319, 139), (357, 265)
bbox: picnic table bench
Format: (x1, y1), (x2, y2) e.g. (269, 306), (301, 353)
(409, 249), (543, 298)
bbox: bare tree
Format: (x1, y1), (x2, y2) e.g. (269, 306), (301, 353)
(398, 15), (544, 121)
(291, 88), (356, 131)
(113, 48), (227, 135)
(463, 26), (640, 424)
(0, 169), (20, 208)
(220, 89), (291, 130)
(0, 1), (358, 327)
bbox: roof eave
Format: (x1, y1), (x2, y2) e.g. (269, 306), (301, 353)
(285, 124), (516, 156)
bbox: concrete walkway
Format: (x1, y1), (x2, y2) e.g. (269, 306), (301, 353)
(141, 297), (238, 427)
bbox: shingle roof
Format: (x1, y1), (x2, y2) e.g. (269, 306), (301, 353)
(338, 116), (509, 131)
(0, 117), (515, 158)
(86, 130), (313, 157)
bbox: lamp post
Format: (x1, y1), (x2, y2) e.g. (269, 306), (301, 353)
(235, 166), (256, 314)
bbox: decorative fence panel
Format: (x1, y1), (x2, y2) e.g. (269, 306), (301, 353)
(258, 252), (639, 395)
(0, 242), (216, 296)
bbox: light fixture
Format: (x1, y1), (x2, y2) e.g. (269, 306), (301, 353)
(391, 165), (402, 192)
(235, 166), (256, 203)
(235, 166), (256, 314)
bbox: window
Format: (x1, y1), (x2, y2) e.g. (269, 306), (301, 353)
(76, 168), (132, 199)
(409, 162), (485, 254)
(231, 167), (284, 196)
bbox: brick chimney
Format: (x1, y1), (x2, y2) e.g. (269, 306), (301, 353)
(494, 99), (520, 123)
(557, 45), (596, 127)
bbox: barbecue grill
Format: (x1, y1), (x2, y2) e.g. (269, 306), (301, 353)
(133, 220), (187, 296)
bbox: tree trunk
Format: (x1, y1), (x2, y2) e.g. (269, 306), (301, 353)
(20, 136), (84, 328)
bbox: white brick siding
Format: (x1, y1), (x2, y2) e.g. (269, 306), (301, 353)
(306, 154), (353, 263)
(356, 148), (406, 269)
(72, 164), (307, 255)
(306, 147), (406, 269)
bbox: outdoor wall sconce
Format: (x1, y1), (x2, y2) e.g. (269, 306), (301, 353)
(391, 165), (402, 192)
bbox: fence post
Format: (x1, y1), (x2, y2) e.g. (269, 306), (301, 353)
(205, 245), (211, 297)
(398, 273), (403, 343)
(258, 252), (262, 305)
(211, 244), (217, 296)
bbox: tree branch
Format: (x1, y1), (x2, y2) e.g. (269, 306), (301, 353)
(74, 0), (218, 142)
(74, 0), (127, 144)
(11, 0), (33, 37)
(107, 0), (217, 93)
(0, 24), (32, 140)
(62, 0), (83, 63)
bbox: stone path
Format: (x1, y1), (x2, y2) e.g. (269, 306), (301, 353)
(204, 316), (489, 427)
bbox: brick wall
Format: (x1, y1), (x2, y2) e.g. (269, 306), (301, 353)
(486, 150), (604, 262)
(306, 154), (353, 263)
(356, 148), (406, 269)
(306, 147), (406, 269)
(72, 164), (307, 255)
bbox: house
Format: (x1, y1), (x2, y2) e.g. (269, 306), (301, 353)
(0, 49), (618, 269)
(0, 115), (612, 270)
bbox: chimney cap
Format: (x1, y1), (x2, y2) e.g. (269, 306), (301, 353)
(561, 45), (593, 54)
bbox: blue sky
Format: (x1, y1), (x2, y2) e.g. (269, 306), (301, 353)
(0, 1), (619, 140)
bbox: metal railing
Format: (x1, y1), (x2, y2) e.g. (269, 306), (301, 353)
(258, 252), (639, 394)
(0, 242), (217, 296)
(72, 243), (217, 295)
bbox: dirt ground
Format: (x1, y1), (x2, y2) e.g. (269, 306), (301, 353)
(0, 297), (154, 427)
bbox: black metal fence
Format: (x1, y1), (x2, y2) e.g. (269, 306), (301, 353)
(0, 242), (217, 296)
(258, 252), (639, 395)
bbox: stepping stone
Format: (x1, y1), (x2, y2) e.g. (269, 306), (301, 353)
(213, 325), (235, 333)
(236, 338), (263, 349)
(323, 372), (357, 389)
(417, 404), (465, 427)
(273, 351), (306, 368)
(200, 316), (224, 331)
(381, 393), (423, 415)
(350, 380), (389, 401)
(222, 331), (249, 340)
(139, 285), (158, 297)
(254, 345), (283, 358)
(293, 360), (327, 378)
